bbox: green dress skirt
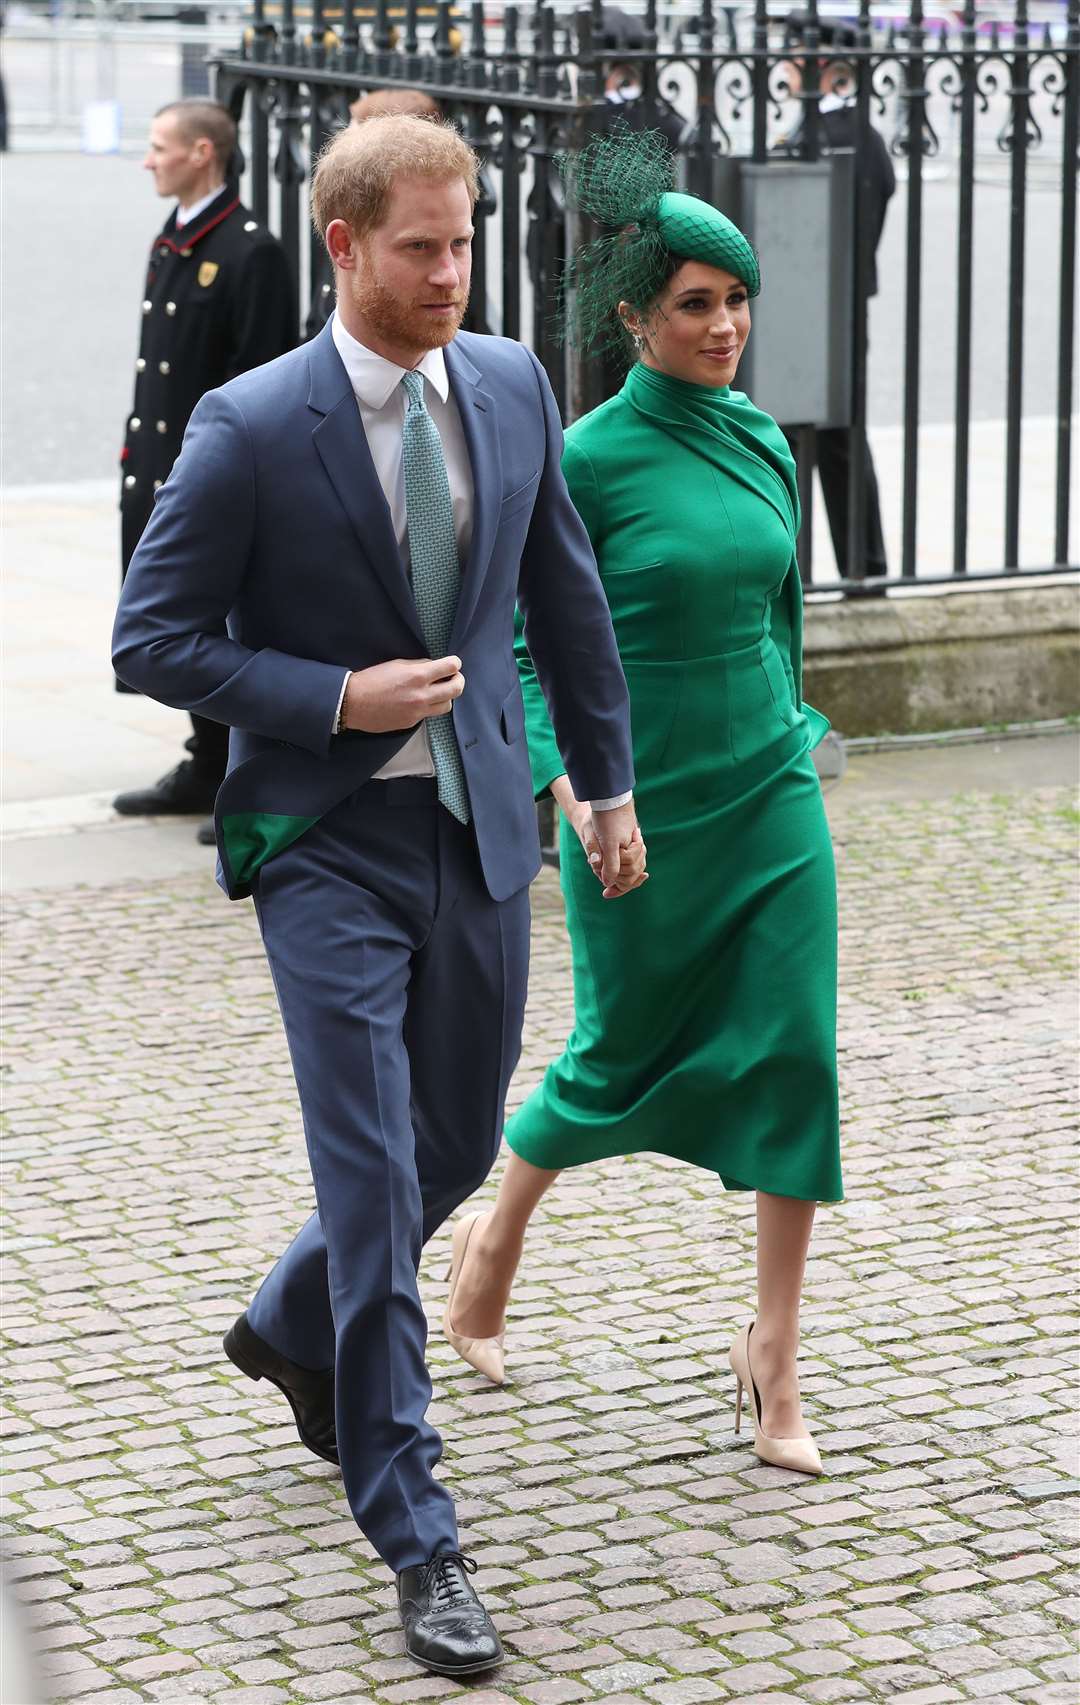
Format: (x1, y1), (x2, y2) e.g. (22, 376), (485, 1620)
(507, 363), (842, 1203)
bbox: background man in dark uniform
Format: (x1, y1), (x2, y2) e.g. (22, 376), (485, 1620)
(599, 5), (683, 152)
(114, 98), (296, 833)
(780, 13), (896, 579)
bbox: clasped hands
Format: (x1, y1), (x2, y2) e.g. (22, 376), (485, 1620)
(551, 777), (648, 901)
(339, 657), (648, 901)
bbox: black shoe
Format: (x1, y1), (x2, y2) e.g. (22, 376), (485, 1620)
(398, 1552), (503, 1676)
(196, 820), (216, 846)
(223, 1313), (338, 1465)
(113, 759), (219, 817)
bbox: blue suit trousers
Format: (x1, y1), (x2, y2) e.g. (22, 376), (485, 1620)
(247, 778), (531, 1570)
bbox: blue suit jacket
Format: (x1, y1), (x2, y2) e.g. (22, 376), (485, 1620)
(112, 323), (634, 901)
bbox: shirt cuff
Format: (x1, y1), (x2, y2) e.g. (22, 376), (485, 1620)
(591, 791), (633, 811)
(331, 670), (350, 736)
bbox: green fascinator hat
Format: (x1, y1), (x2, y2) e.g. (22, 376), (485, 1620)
(655, 191), (761, 294)
(558, 123), (760, 354)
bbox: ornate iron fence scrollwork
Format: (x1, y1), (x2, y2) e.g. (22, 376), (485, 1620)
(213, 0), (1079, 589)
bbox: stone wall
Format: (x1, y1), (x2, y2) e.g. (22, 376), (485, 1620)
(803, 582), (1080, 736)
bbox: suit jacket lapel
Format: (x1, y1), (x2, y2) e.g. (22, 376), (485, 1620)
(307, 323), (426, 647)
(447, 340), (502, 647)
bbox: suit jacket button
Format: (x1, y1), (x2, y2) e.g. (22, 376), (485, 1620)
(130, 416), (141, 431)
(158, 360), (171, 375)
(179, 247), (193, 258)
(123, 475), (137, 489)
(135, 357), (146, 372)
(156, 419), (168, 433)
(142, 299), (152, 313)
(153, 479), (163, 490)
(244, 220), (258, 232)
(165, 301), (177, 316)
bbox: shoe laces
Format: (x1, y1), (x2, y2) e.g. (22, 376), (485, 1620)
(421, 1551), (478, 1611)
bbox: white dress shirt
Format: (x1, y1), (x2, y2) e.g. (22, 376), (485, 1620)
(331, 311), (473, 778)
(330, 312), (631, 811)
(174, 185), (227, 228)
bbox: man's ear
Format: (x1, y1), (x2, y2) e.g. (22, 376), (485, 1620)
(325, 218), (357, 271)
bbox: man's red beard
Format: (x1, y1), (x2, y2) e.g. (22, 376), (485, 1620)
(349, 268), (468, 351)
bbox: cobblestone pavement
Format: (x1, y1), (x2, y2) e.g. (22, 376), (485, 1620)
(3, 778), (1078, 1705)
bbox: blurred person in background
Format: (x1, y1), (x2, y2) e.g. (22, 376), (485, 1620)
(599, 4), (683, 151)
(778, 12), (895, 578)
(113, 99), (296, 839)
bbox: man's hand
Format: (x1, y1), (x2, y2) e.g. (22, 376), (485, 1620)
(551, 779), (647, 901)
(592, 800), (648, 899)
(341, 656), (464, 733)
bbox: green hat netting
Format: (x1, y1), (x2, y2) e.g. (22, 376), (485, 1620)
(557, 122), (761, 355)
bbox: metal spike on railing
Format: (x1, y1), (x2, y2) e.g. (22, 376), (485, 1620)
(404, 0), (419, 65)
(576, 0), (600, 104)
(469, 1), (486, 85)
(435, 0), (455, 84)
(502, 3), (520, 93)
(537, 1), (555, 100)
(751, 0), (769, 164)
(341, 0), (358, 68)
(373, 0), (390, 70)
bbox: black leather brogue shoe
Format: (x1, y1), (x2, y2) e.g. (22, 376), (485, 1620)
(223, 1313), (338, 1465)
(113, 759), (219, 817)
(398, 1552), (503, 1676)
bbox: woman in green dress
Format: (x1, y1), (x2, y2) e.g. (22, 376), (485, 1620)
(444, 128), (841, 1476)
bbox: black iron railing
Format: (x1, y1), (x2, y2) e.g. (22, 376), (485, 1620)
(214, 0), (1079, 591)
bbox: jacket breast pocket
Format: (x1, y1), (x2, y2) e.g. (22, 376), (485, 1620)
(499, 472), (541, 524)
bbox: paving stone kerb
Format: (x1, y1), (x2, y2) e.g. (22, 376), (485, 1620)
(802, 584), (1080, 737)
(3, 783), (1078, 1705)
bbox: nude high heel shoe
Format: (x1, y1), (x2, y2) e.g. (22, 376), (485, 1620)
(729, 1322), (822, 1476)
(442, 1212), (506, 1386)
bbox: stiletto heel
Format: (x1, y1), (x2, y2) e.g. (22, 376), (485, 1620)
(727, 1322), (822, 1476)
(734, 1378), (744, 1434)
(441, 1212), (506, 1386)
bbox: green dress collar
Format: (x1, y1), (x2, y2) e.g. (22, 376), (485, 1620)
(622, 362), (800, 546)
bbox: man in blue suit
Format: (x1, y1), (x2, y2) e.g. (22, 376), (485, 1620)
(112, 115), (643, 1676)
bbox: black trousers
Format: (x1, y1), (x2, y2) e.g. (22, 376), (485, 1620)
(787, 427), (888, 580)
(185, 715), (230, 780)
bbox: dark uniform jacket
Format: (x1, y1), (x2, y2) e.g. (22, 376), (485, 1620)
(121, 185), (296, 573)
(601, 89), (684, 152)
(780, 104), (895, 297)
(821, 105), (894, 296)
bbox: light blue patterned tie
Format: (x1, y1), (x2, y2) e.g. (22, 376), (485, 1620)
(400, 370), (470, 825)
